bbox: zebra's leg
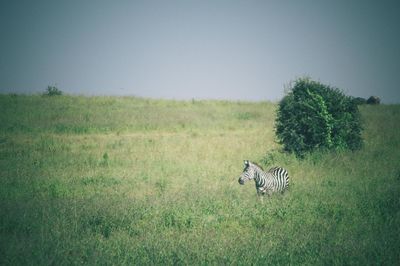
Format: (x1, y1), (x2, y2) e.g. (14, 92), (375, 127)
(259, 194), (264, 203)
(257, 191), (264, 203)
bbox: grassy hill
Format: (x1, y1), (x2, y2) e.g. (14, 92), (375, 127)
(1, 94), (399, 265)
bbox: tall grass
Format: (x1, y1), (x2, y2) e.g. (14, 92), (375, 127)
(0, 95), (399, 265)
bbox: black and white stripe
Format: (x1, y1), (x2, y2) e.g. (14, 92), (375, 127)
(238, 160), (289, 195)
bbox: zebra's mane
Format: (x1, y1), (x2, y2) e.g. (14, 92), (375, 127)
(250, 162), (264, 171)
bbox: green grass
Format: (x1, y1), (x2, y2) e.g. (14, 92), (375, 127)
(0, 94), (399, 265)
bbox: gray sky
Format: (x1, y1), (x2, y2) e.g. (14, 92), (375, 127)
(1, 0), (399, 102)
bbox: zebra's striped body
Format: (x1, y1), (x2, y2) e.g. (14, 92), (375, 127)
(238, 160), (289, 196)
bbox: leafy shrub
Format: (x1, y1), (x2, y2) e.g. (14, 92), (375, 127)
(353, 97), (367, 105)
(44, 85), (63, 96)
(366, 96), (380, 105)
(276, 77), (363, 157)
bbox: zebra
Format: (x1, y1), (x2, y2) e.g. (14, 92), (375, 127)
(238, 160), (289, 196)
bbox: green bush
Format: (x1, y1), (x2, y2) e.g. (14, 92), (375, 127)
(353, 97), (367, 105)
(276, 77), (362, 157)
(44, 85), (63, 96)
(366, 96), (380, 105)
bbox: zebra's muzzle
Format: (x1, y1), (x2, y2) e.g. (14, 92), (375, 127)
(238, 178), (245, 185)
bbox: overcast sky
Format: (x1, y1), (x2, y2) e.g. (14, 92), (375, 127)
(1, 0), (399, 102)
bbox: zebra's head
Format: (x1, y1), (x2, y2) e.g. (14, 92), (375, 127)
(238, 160), (256, 185)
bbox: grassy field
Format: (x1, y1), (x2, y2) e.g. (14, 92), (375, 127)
(0, 94), (399, 265)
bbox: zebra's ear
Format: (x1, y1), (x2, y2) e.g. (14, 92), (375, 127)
(244, 160), (249, 166)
